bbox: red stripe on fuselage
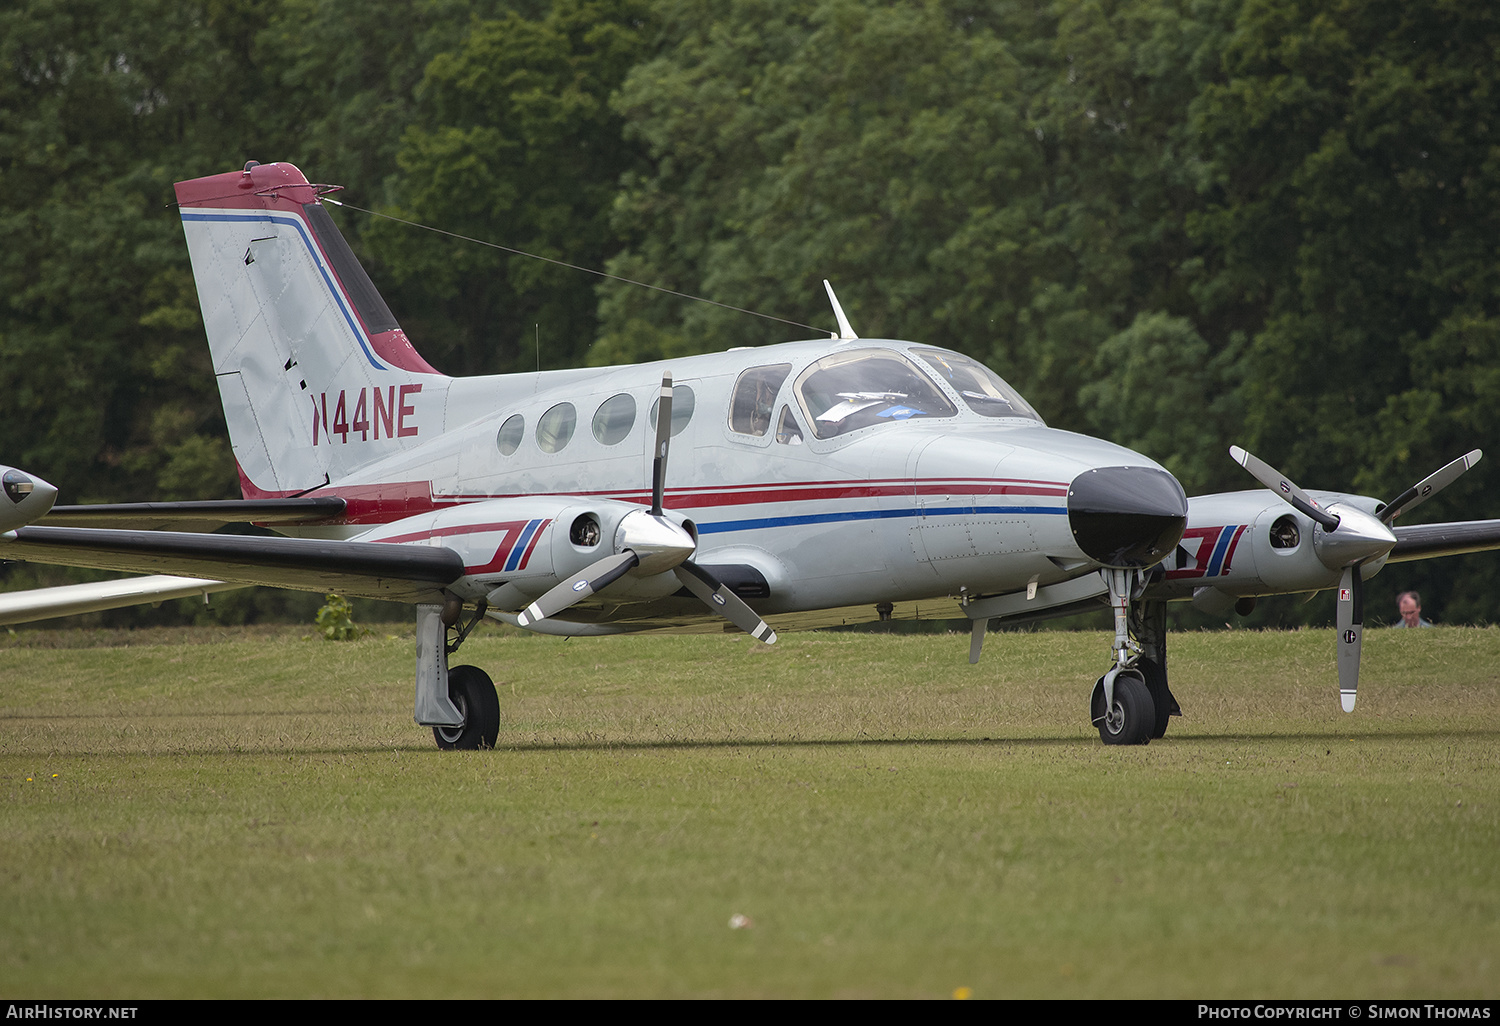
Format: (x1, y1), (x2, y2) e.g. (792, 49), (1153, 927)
(369, 519), (551, 575)
(285, 477), (1072, 527)
(234, 474), (1072, 527)
(517, 518), (551, 568)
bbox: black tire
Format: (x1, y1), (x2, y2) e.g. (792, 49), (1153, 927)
(1091, 671), (1155, 746)
(432, 664), (500, 751)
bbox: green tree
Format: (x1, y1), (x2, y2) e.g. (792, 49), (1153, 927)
(1187, 0), (1500, 620)
(1080, 311), (1245, 495)
(364, 0), (655, 376)
(597, 1), (1050, 374)
(0, 0), (290, 505)
(596, 0), (1224, 435)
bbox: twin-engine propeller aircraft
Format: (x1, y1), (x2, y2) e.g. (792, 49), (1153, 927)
(4, 160), (1500, 747)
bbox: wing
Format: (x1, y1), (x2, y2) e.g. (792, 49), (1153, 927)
(2, 526), (464, 604)
(1388, 520), (1500, 562)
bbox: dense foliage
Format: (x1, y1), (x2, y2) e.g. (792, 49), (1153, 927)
(3, 0), (1499, 625)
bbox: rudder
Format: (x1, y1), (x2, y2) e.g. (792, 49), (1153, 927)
(174, 162), (448, 497)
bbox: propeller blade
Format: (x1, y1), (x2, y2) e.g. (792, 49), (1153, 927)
(1336, 564), (1363, 712)
(1377, 449), (1482, 525)
(672, 561), (777, 643)
(651, 372), (673, 517)
(516, 552), (638, 627)
(1229, 446), (1341, 531)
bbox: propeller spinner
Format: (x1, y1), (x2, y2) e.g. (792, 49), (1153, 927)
(517, 373), (778, 644)
(1230, 446), (1480, 711)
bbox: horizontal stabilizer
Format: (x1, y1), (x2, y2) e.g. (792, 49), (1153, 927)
(43, 497), (348, 532)
(0, 575), (243, 626)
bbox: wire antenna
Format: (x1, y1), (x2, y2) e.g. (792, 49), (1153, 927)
(325, 198), (828, 335)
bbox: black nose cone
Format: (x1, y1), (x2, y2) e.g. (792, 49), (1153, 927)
(1067, 466), (1188, 569)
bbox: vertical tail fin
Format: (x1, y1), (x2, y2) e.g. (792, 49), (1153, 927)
(174, 162), (449, 497)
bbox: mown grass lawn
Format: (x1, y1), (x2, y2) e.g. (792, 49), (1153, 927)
(1, 624), (1496, 998)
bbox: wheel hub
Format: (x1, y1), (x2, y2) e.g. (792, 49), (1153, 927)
(436, 692), (469, 745)
(1102, 699), (1125, 736)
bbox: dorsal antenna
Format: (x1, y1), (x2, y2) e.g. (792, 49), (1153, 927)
(823, 280), (859, 340)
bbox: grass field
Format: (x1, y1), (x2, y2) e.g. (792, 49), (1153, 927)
(1, 622), (1496, 998)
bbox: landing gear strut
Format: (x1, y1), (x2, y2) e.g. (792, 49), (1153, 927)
(433, 664), (500, 750)
(1131, 597), (1180, 739)
(1089, 568), (1166, 746)
(415, 597), (501, 750)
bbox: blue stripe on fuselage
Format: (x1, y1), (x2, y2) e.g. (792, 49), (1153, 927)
(1204, 526), (1236, 577)
(503, 519), (542, 572)
(696, 504), (1066, 535)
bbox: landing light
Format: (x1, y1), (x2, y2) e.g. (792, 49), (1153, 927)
(3, 471), (34, 504)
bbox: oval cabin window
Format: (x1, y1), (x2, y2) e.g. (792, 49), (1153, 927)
(592, 393), (637, 445)
(536, 403), (577, 454)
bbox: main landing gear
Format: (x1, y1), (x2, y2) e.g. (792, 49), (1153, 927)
(433, 664), (500, 751)
(414, 597), (501, 750)
(1090, 569), (1180, 745)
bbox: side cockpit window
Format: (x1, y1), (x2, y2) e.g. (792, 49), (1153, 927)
(911, 349), (1042, 423)
(794, 349), (957, 439)
(729, 365), (792, 436)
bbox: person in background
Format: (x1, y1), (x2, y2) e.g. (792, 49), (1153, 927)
(1395, 591), (1433, 628)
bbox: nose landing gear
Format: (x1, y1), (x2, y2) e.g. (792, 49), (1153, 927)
(1090, 568), (1157, 745)
(1091, 669), (1155, 745)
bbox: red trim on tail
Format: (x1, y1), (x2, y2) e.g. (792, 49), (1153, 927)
(174, 162), (320, 214)
(236, 462), (443, 519)
(368, 328), (442, 376)
(235, 462), (303, 501)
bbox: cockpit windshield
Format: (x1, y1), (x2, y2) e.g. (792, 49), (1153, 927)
(912, 349), (1042, 423)
(794, 349), (958, 439)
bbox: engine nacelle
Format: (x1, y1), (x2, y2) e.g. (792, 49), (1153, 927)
(1149, 489), (1388, 606)
(352, 496), (695, 608)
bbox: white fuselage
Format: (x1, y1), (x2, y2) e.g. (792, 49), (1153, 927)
(295, 338), (1172, 624)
